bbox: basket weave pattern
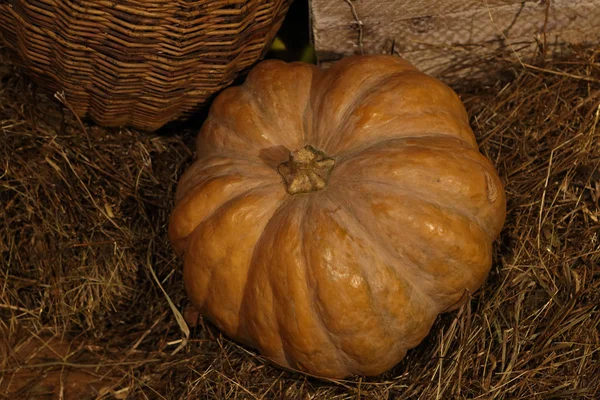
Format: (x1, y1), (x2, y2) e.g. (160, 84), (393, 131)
(0, 0), (291, 131)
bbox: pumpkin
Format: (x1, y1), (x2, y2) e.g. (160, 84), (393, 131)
(168, 55), (506, 379)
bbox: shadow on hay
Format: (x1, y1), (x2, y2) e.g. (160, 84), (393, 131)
(1, 42), (599, 398)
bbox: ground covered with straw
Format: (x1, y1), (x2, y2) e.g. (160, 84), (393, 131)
(1, 42), (599, 399)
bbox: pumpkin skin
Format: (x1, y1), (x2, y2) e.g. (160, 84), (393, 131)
(168, 55), (506, 379)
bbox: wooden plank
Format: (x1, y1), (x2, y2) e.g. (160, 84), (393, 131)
(310, 0), (600, 78)
(311, 0), (533, 25)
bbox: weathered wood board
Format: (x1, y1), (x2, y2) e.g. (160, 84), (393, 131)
(309, 0), (600, 77)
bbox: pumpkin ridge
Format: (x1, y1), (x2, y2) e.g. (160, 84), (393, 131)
(315, 70), (423, 151)
(241, 195), (350, 376)
(302, 193), (423, 374)
(301, 73), (316, 147)
(298, 196), (356, 375)
(205, 198), (273, 322)
(321, 191), (427, 341)
(344, 135), (495, 171)
(334, 141), (505, 237)
(239, 85), (278, 141)
(238, 194), (295, 352)
(334, 133), (475, 162)
(205, 88), (270, 148)
(174, 157), (242, 203)
(275, 198), (309, 371)
(210, 87), (298, 152)
(182, 185), (287, 337)
(197, 115), (259, 155)
(328, 100), (476, 155)
(187, 154), (277, 178)
(170, 157), (279, 238)
(326, 189), (440, 315)
(198, 151), (278, 165)
(338, 178), (489, 237)
(240, 63), (314, 150)
(334, 181), (494, 308)
(173, 181), (282, 253)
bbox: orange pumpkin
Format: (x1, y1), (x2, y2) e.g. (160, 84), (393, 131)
(168, 55), (506, 378)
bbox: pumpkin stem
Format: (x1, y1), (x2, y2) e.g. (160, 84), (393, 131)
(277, 145), (335, 195)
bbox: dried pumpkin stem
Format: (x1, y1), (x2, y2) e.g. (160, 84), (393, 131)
(277, 145), (335, 195)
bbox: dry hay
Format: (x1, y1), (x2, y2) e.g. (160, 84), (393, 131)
(1, 43), (599, 399)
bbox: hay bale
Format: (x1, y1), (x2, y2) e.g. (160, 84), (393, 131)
(0, 326), (124, 399)
(0, 49), (193, 334)
(1, 42), (599, 397)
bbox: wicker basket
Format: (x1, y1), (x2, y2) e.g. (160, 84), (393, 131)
(0, 0), (291, 131)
